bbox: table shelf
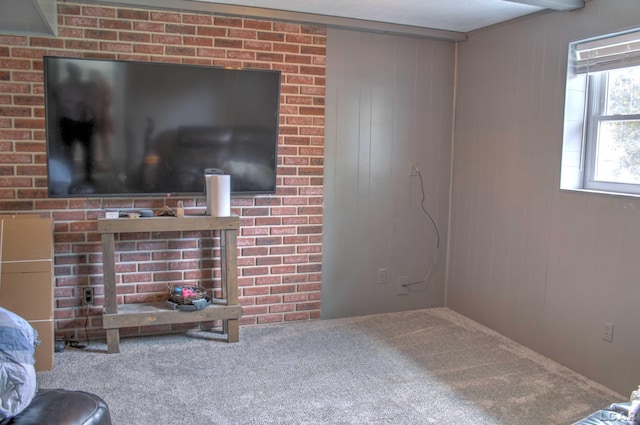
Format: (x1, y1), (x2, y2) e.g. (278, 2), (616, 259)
(98, 215), (240, 353)
(102, 303), (242, 329)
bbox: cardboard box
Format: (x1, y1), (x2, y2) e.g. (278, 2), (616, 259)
(0, 263), (53, 321)
(30, 319), (54, 371)
(0, 215), (54, 321)
(0, 216), (55, 371)
(0, 216), (53, 262)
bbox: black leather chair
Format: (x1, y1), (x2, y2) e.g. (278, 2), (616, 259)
(0, 389), (112, 425)
(571, 402), (633, 425)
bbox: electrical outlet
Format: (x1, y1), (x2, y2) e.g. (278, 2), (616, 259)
(377, 268), (388, 284)
(397, 276), (409, 295)
(410, 165), (418, 176)
(602, 322), (614, 342)
(82, 287), (95, 306)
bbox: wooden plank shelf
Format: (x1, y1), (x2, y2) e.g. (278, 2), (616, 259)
(98, 215), (240, 353)
(97, 215), (239, 233)
(102, 303), (242, 329)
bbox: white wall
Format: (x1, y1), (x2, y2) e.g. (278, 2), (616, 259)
(449, 0), (640, 394)
(322, 29), (454, 318)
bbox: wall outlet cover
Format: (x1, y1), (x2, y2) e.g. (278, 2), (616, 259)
(602, 322), (614, 342)
(397, 276), (410, 295)
(377, 269), (388, 284)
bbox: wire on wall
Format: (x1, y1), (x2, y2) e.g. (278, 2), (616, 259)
(404, 166), (440, 290)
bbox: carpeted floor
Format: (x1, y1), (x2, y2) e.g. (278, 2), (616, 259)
(37, 308), (623, 424)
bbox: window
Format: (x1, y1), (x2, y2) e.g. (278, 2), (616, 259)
(561, 28), (640, 197)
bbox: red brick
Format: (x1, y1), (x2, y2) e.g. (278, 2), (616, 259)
(243, 286), (270, 296)
(119, 32), (151, 43)
(134, 44), (163, 55)
(82, 6), (116, 18)
(84, 29), (118, 40)
(229, 29), (257, 39)
(227, 49), (255, 60)
(215, 39), (243, 49)
(270, 304), (294, 313)
(117, 9), (149, 20)
(151, 11), (181, 23)
(183, 36), (212, 47)
(10, 49), (42, 60)
(257, 314), (283, 324)
(272, 63), (298, 73)
(165, 46), (195, 56)
(296, 301), (321, 311)
(0, 35), (28, 46)
(65, 39), (99, 50)
(214, 17), (243, 27)
(15, 96), (44, 108)
(298, 107), (324, 116)
(0, 189), (15, 198)
(302, 45), (326, 56)
(58, 28), (84, 38)
(65, 16), (99, 27)
(0, 59), (30, 70)
(183, 14), (213, 25)
(133, 21), (165, 32)
(166, 24), (196, 35)
(303, 26), (327, 35)
(273, 22), (300, 33)
(274, 43), (300, 54)
(100, 42), (133, 53)
(257, 52), (284, 62)
(271, 265), (296, 275)
(285, 312), (311, 321)
(242, 41), (272, 52)
(196, 47), (225, 58)
(285, 34), (313, 45)
(152, 34), (182, 45)
(242, 305), (269, 316)
(258, 32), (285, 42)
(0, 83), (29, 94)
(197, 26), (226, 37)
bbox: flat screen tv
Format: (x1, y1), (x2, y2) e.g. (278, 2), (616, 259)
(43, 56), (281, 197)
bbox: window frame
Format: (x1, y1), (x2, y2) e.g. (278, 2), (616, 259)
(560, 28), (640, 198)
(582, 69), (640, 195)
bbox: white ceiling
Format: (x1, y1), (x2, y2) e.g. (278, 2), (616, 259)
(0, 0), (585, 39)
(190, 0), (585, 33)
(197, 0), (545, 33)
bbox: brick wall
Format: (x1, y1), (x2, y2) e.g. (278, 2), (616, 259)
(0, 1), (325, 342)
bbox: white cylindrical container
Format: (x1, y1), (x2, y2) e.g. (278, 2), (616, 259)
(205, 171), (230, 217)
(176, 201), (184, 218)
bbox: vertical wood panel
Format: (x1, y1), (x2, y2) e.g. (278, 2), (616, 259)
(324, 30), (364, 316)
(368, 34), (397, 301)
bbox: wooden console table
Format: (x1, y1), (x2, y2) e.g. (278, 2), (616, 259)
(98, 215), (241, 353)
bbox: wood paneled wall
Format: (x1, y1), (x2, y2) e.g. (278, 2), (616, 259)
(322, 29), (454, 318)
(449, 0), (640, 394)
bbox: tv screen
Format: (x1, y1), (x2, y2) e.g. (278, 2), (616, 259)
(43, 56), (281, 197)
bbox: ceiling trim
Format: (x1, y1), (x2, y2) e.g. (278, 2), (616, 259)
(503, 0), (584, 11)
(35, 0), (58, 35)
(86, 0), (467, 41)
(0, 0), (58, 37)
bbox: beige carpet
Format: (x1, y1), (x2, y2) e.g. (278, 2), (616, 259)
(36, 308), (623, 424)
